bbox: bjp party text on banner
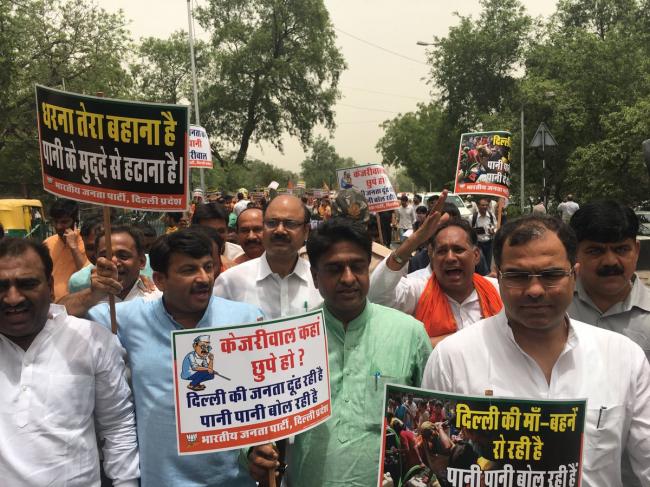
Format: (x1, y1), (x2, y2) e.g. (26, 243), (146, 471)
(172, 311), (331, 455)
(379, 385), (585, 487)
(454, 131), (512, 199)
(188, 125), (213, 169)
(337, 164), (399, 212)
(35, 85), (188, 211)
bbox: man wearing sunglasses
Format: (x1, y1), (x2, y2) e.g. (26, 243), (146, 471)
(215, 195), (322, 318)
(421, 215), (650, 486)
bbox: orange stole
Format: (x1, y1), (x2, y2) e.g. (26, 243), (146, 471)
(414, 273), (502, 337)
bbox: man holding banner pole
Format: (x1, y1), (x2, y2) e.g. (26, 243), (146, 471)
(84, 230), (263, 486)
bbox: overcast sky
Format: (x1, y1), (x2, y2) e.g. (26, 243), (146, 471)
(98, 0), (559, 173)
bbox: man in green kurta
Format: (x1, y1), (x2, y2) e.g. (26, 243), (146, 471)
(247, 218), (433, 486)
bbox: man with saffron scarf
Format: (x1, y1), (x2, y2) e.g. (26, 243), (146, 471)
(369, 194), (502, 346)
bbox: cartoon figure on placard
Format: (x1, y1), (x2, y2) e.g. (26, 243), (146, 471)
(181, 335), (230, 390)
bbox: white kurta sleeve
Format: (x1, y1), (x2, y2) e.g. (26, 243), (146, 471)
(93, 328), (140, 485)
(368, 257), (423, 315)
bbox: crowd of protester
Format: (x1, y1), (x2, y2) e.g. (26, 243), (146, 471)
(0, 186), (648, 487)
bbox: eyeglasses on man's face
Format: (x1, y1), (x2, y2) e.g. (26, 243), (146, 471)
(498, 268), (574, 288)
(263, 219), (305, 230)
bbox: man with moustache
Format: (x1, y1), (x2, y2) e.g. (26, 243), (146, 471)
(370, 192), (501, 346)
(421, 215), (650, 486)
(568, 201), (650, 360)
(232, 207), (264, 265)
(215, 194), (322, 319)
(246, 219), (432, 486)
(85, 229), (263, 486)
(58, 225), (160, 316)
(0, 238), (139, 486)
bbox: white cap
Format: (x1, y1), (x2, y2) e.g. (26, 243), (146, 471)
(194, 335), (210, 344)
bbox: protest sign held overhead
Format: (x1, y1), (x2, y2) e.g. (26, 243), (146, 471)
(380, 385), (585, 487)
(188, 125), (213, 169)
(35, 85), (188, 211)
(454, 131), (512, 199)
(336, 163), (399, 212)
(171, 310), (331, 455)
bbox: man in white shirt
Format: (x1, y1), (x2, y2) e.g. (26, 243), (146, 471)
(422, 214), (650, 486)
(0, 237), (139, 486)
(395, 194), (416, 241)
(233, 189), (251, 216)
(215, 194), (322, 318)
(59, 225), (160, 316)
(233, 207), (265, 265)
(556, 194), (580, 223)
(370, 192), (501, 346)
(472, 197), (496, 265)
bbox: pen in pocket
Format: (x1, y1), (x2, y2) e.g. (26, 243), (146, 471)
(597, 406), (607, 428)
(374, 371), (381, 391)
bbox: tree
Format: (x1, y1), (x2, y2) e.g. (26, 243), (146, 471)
(426, 0), (533, 128)
(130, 31), (208, 105)
(300, 136), (353, 189)
(196, 0), (345, 166)
(376, 102), (453, 190)
(521, 0), (650, 203)
(0, 0), (132, 196)
(564, 96), (650, 203)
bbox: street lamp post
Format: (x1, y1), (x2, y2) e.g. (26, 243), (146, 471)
(187, 0), (205, 193)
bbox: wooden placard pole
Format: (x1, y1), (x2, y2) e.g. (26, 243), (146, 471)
(96, 91), (118, 335)
(496, 197), (505, 229)
(268, 469), (276, 487)
(103, 206), (118, 334)
(376, 213), (385, 246)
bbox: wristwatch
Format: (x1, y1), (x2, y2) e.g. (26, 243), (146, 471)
(391, 252), (405, 265)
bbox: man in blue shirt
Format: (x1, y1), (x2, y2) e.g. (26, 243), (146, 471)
(86, 229), (263, 486)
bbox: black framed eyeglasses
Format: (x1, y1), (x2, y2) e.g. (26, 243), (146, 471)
(263, 219), (305, 230)
(498, 268), (574, 288)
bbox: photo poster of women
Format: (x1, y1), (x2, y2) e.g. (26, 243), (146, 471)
(454, 131), (511, 199)
(379, 384), (585, 487)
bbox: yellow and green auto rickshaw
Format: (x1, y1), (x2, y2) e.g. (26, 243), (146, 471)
(0, 199), (47, 240)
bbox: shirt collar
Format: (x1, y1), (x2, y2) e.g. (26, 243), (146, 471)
(630, 274), (650, 312)
(497, 309), (580, 356)
(322, 299), (371, 339)
(575, 274), (650, 313)
(155, 295), (215, 329)
(257, 252), (310, 283)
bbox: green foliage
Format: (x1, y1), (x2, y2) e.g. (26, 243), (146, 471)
(376, 102), (452, 189)
(0, 0), (132, 195)
(193, 157), (297, 193)
(129, 31), (208, 106)
(427, 0), (533, 128)
(379, 0), (650, 206)
(300, 136), (353, 189)
(196, 0), (345, 166)
(565, 97), (650, 203)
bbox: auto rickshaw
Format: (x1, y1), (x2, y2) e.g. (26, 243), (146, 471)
(0, 199), (47, 240)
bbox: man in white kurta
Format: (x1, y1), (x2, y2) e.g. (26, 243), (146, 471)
(215, 195), (322, 318)
(422, 215), (650, 486)
(0, 238), (139, 486)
